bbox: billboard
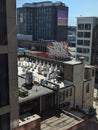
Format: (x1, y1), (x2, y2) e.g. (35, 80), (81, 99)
(58, 10), (68, 26)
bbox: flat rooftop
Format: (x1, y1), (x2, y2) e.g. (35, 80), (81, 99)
(18, 78), (73, 104)
(64, 60), (81, 65)
(18, 77), (53, 103)
(19, 114), (40, 126)
(18, 60), (73, 88)
(41, 110), (84, 130)
(18, 59), (74, 103)
(85, 64), (94, 68)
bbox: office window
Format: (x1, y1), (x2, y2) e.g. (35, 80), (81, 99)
(96, 50), (98, 55)
(78, 24), (84, 30)
(84, 40), (90, 46)
(69, 88), (72, 96)
(83, 48), (90, 54)
(92, 69), (95, 76)
(77, 48), (82, 53)
(66, 89), (68, 97)
(60, 91), (65, 102)
(84, 32), (90, 38)
(77, 40), (83, 45)
(0, 113), (10, 130)
(0, 0), (7, 45)
(86, 83), (89, 93)
(85, 56), (89, 62)
(0, 54), (9, 107)
(78, 32), (83, 37)
(76, 55), (80, 60)
(85, 24), (91, 30)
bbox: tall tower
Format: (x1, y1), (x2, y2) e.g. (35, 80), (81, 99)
(0, 0), (19, 130)
(76, 17), (98, 65)
(17, 1), (68, 41)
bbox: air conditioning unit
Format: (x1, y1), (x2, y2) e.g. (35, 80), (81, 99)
(25, 71), (33, 85)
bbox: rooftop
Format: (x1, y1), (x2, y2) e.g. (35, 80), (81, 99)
(77, 16), (98, 19)
(23, 1), (66, 8)
(85, 64), (95, 68)
(41, 110), (84, 130)
(19, 113), (40, 126)
(18, 59), (73, 103)
(64, 60), (81, 65)
(18, 77), (53, 103)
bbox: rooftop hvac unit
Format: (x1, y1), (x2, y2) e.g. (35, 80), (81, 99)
(25, 71), (33, 85)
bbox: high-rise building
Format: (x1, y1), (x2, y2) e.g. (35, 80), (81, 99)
(76, 17), (98, 65)
(0, 0), (19, 130)
(17, 1), (68, 41)
(17, 7), (33, 35)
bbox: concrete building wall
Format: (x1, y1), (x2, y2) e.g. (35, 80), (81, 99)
(60, 86), (74, 108)
(64, 64), (73, 82)
(83, 67), (95, 108)
(76, 17), (98, 65)
(73, 63), (84, 84)
(0, 0), (19, 129)
(83, 80), (94, 108)
(64, 62), (94, 109)
(40, 94), (54, 112)
(15, 115), (41, 130)
(63, 61), (84, 108)
(63, 59), (95, 109)
(7, 0), (19, 129)
(73, 64), (84, 108)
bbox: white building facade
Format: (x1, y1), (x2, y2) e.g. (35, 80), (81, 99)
(76, 17), (98, 65)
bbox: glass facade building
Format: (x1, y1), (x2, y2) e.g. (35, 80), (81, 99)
(0, 54), (9, 107)
(0, 0), (7, 45)
(0, 113), (10, 130)
(17, 1), (68, 41)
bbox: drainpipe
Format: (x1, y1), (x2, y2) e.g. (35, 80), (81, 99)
(79, 57), (85, 109)
(40, 97), (42, 114)
(57, 85), (60, 109)
(82, 82), (84, 108)
(73, 85), (75, 108)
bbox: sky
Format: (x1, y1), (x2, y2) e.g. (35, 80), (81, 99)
(16, 0), (98, 26)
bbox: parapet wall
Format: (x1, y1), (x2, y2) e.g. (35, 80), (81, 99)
(14, 114), (41, 130)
